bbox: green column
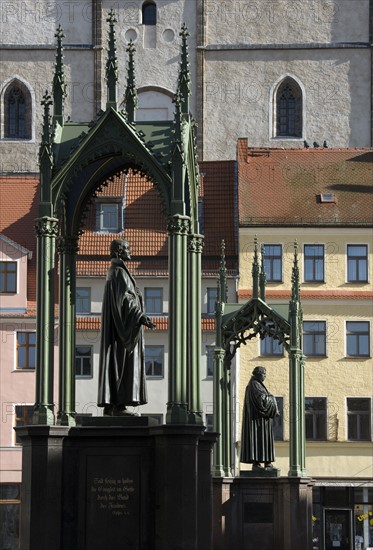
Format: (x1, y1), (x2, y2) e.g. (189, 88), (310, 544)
(212, 348), (225, 476)
(222, 366), (232, 476)
(288, 301), (305, 476)
(187, 233), (204, 425)
(33, 217), (58, 425)
(166, 215), (190, 424)
(57, 236), (78, 426)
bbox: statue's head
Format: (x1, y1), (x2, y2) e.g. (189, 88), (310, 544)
(252, 366), (266, 381)
(110, 239), (131, 261)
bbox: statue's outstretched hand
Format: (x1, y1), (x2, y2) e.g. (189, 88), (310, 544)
(143, 317), (156, 329)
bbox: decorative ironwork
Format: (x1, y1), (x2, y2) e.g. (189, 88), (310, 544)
(188, 234), (204, 254)
(177, 24), (191, 114)
(105, 9), (118, 108)
(124, 40), (138, 123)
(53, 25), (67, 124)
(34, 216), (59, 238)
(167, 215), (190, 235)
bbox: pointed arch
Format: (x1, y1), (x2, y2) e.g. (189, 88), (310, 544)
(0, 76), (34, 140)
(270, 75), (305, 140)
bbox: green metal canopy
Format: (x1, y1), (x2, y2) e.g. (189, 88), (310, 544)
(34, 14), (203, 427)
(213, 239), (307, 478)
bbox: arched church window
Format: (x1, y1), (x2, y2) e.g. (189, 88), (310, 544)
(3, 80), (32, 139)
(275, 78), (302, 138)
(142, 1), (156, 25)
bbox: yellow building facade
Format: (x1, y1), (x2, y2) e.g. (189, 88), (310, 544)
(236, 142), (373, 550)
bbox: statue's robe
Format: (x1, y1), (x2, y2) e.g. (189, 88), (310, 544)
(240, 377), (278, 463)
(98, 258), (147, 407)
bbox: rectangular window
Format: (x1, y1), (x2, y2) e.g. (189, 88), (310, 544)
(145, 346), (164, 378)
(304, 244), (324, 282)
(0, 484), (21, 550)
(347, 245), (368, 282)
(263, 244), (282, 282)
(16, 332), (36, 370)
(346, 322), (370, 357)
(260, 334), (283, 356)
(206, 346), (214, 378)
(76, 287), (91, 314)
(305, 397), (327, 440)
(207, 288), (218, 314)
(75, 346), (93, 377)
(0, 261), (17, 293)
(303, 321), (326, 356)
(96, 202), (122, 233)
(347, 398), (371, 441)
(14, 405), (33, 444)
(273, 397), (284, 440)
(144, 288), (163, 314)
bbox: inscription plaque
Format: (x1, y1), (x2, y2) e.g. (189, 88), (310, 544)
(84, 455), (141, 549)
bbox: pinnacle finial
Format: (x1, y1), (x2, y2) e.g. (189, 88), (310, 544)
(252, 236), (260, 299)
(259, 243), (266, 301)
(177, 23), (191, 115)
(218, 239), (228, 304)
(53, 25), (66, 124)
(39, 90), (54, 170)
(41, 90), (53, 144)
(124, 40), (138, 123)
(106, 9), (118, 109)
(291, 240), (300, 302)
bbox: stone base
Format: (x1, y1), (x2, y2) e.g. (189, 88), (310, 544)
(17, 420), (217, 550)
(213, 476), (314, 550)
(240, 468), (281, 478)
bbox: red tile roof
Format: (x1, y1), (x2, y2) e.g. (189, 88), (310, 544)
(78, 165), (237, 277)
(76, 316), (215, 332)
(238, 289), (373, 300)
(238, 139), (373, 226)
(0, 176), (39, 305)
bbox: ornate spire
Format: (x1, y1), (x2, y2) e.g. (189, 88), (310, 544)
(105, 9), (118, 109)
(39, 91), (54, 199)
(259, 243), (266, 301)
(291, 240), (300, 303)
(252, 236), (260, 299)
(53, 25), (66, 124)
(218, 239), (228, 304)
(177, 23), (191, 115)
(40, 90), (53, 157)
(124, 40), (138, 123)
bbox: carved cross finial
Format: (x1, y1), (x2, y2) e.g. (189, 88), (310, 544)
(53, 25), (66, 124)
(124, 40), (138, 123)
(106, 9), (118, 109)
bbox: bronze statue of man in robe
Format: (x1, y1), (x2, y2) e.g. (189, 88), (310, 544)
(97, 239), (155, 416)
(240, 366), (279, 470)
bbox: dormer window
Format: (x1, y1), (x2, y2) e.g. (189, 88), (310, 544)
(319, 193), (336, 203)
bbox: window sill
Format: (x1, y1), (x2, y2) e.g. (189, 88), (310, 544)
(76, 375), (93, 380)
(12, 369), (35, 372)
(146, 376), (164, 380)
(345, 356), (371, 360)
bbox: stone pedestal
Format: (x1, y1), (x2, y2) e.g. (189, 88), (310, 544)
(213, 476), (314, 550)
(17, 419), (217, 550)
